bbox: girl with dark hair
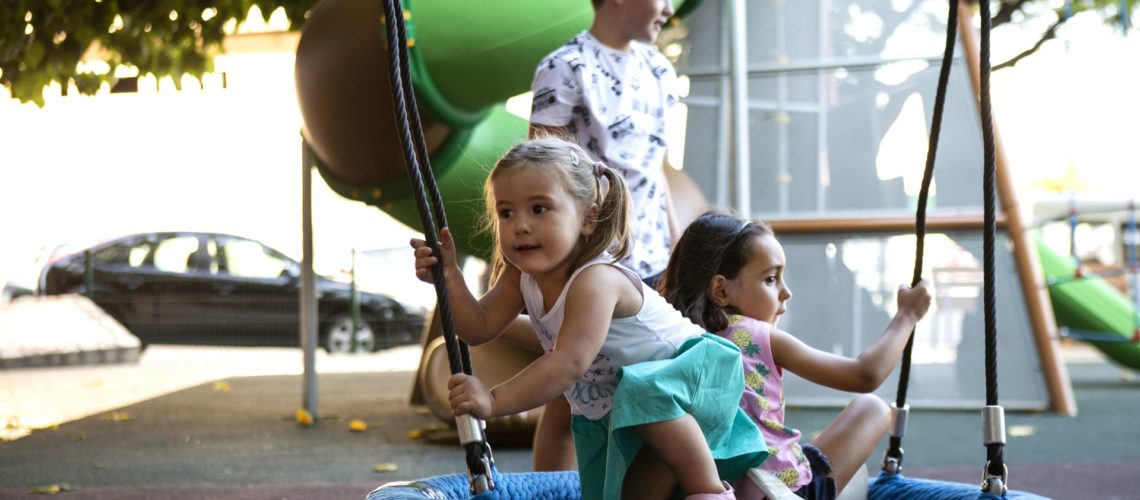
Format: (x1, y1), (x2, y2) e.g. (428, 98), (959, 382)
(660, 211), (932, 500)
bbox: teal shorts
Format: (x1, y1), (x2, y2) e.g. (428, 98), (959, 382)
(570, 333), (768, 499)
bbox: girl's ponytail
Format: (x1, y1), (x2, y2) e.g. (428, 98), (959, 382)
(579, 164), (631, 265)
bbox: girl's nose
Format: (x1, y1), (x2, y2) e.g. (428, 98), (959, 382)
(780, 285), (792, 302)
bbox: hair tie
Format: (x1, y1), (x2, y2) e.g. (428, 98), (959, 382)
(593, 162), (609, 202)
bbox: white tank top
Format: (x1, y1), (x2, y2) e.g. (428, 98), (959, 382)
(520, 254), (705, 420)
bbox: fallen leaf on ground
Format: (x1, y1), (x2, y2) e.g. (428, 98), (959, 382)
(102, 412), (131, 422)
(29, 483), (74, 494)
(1009, 425), (1036, 437)
(373, 463), (398, 473)
(213, 381), (232, 392)
(295, 408), (314, 427)
(349, 419), (367, 432)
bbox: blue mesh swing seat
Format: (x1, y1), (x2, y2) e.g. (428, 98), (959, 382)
(367, 468), (580, 499)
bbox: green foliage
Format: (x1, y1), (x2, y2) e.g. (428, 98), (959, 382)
(0, 0), (1134, 106)
(0, 0), (313, 106)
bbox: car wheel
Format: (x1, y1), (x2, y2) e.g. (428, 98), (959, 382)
(323, 314), (376, 354)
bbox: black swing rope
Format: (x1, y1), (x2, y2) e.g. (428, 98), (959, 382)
(881, 0), (958, 474)
(978, 0), (1009, 490)
(882, 0), (1008, 493)
(379, 0), (495, 493)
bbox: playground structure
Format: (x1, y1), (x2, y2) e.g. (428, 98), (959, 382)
(299, 0), (1081, 414)
(294, 0), (703, 432)
(1033, 198), (1140, 369)
(291, 0), (1083, 497)
(290, 0), (1096, 416)
(297, 0), (634, 261)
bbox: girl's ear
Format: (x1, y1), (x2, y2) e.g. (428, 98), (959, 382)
(707, 274), (730, 307)
(581, 203), (599, 236)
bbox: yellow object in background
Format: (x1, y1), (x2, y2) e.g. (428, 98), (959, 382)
(295, 408), (314, 427)
(373, 463), (398, 473)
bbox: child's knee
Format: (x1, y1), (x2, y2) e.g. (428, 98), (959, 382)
(851, 393), (890, 425)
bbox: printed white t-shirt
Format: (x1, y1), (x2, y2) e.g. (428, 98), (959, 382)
(530, 31), (678, 279)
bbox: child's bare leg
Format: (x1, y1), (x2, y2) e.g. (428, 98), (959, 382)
(632, 414), (725, 495)
(533, 398), (576, 471)
(811, 394), (890, 492)
(623, 447), (677, 499)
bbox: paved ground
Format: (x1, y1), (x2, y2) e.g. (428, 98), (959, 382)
(1, 336), (1138, 499)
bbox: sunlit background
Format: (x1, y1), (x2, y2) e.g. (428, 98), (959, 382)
(1, 7), (1137, 311)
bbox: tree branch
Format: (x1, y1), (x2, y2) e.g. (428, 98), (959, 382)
(994, 15), (1065, 71)
(993, 0), (1036, 27)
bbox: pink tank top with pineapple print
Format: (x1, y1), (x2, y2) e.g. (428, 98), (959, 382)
(718, 314), (813, 490)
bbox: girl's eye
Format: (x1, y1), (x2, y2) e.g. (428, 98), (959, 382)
(498, 209), (514, 219)
(764, 276), (777, 285)
(531, 205), (549, 215)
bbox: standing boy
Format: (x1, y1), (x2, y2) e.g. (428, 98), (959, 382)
(526, 0), (683, 472)
(530, 0), (681, 285)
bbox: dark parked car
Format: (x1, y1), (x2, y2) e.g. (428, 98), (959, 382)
(38, 232), (425, 353)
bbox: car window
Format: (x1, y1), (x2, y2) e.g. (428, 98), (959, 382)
(223, 239), (287, 279)
(92, 243), (133, 265)
(90, 239), (153, 269)
(207, 239), (226, 275)
(152, 236), (201, 274)
(128, 244), (151, 267)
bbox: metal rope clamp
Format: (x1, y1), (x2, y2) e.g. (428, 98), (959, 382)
(456, 414), (495, 494)
(880, 403), (909, 475)
(980, 405), (1008, 495)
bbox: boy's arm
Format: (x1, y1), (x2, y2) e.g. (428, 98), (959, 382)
(661, 156), (681, 246)
(529, 54), (578, 133)
(473, 266), (622, 418)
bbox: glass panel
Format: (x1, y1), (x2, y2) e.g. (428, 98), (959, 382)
(673, 0), (721, 72)
(747, 1), (952, 66)
(775, 230), (1049, 410)
(747, 61), (984, 217)
(680, 104), (721, 200)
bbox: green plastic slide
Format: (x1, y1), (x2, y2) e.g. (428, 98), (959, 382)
(1036, 237), (1140, 370)
(295, 0), (691, 260)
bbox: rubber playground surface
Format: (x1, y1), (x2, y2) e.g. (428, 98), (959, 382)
(0, 344), (1138, 500)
